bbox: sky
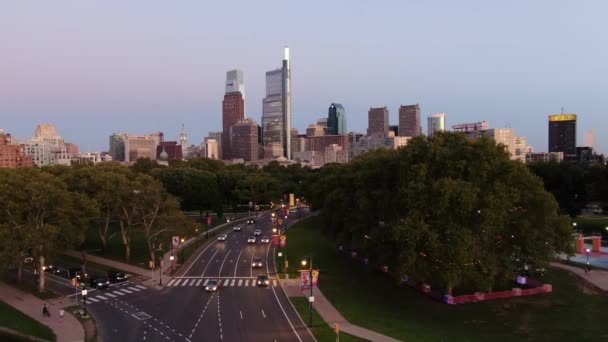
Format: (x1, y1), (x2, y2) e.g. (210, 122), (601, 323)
(1, 1), (607, 153)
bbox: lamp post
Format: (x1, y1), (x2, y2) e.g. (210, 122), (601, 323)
(82, 289), (88, 316)
(170, 255), (175, 272)
(586, 248), (591, 265)
(180, 238), (185, 265)
(301, 257), (313, 327)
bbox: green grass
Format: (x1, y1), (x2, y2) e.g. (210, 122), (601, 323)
(0, 301), (55, 342)
(81, 222), (154, 268)
(54, 254), (128, 274)
(291, 298), (369, 342)
(284, 215), (608, 341)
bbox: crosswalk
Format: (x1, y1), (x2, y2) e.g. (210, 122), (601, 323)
(84, 283), (148, 304)
(166, 277), (279, 288)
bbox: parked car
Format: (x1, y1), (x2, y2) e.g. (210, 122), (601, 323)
(68, 268), (87, 280)
(252, 257), (263, 268)
(107, 270), (127, 283)
(43, 265), (62, 275)
(89, 276), (110, 289)
(256, 274), (269, 287)
(205, 279), (219, 292)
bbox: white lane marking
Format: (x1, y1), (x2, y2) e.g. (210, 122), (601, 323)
(196, 279), (202, 286)
(201, 250), (220, 277)
(96, 295), (108, 300)
(181, 280), (189, 286)
(203, 279), (209, 286)
(88, 297), (99, 302)
(128, 286), (141, 292)
(173, 279), (182, 286)
(105, 293), (116, 298)
(238, 279), (243, 286)
(240, 310), (243, 319)
(189, 279), (197, 286)
(121, 289), (133, 294)
(167, 279), (176, 286)
(262, 309), (266, 318)
(273, 280), (277, 287)
(230, 279), (236, 286)
(245, 279), (249, 286)
(223, 279), (229, 286)
(233, 249), (245, 277)
(218, 250), (232, 277)
(183, 236), (220, 275)
(271, 286), (303, 342)
(251, 280), (256, 287)
(112, 290), (125, 296)
(135, 285), (146, 290)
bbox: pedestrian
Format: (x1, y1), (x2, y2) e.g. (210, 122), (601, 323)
(42, 304), (50, 317)
(59, 309), (64, 320)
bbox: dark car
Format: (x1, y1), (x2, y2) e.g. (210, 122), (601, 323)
(256, 274), (269, 287)
(68, 268), (87, 280)
(89, 276), (110, 289)
(43, 265), (62, 275)
(107, 270), (127, 283)
(247, 218), (255, 224)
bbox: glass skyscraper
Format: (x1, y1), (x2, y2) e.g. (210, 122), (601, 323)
(327, 103), (346, 135)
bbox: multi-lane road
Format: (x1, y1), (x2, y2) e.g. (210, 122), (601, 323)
(66, 210), (315, 342)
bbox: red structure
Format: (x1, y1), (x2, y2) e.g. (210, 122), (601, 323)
(0, 132), (33, 168)
(575, 234), (602, 254)
(222, 92), (245, 160)
(156, 141), (182, 161)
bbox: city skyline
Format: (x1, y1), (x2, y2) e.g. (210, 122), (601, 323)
(1, 1), (607, 153)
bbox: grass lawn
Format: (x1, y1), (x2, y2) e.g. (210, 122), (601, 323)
(0, 300), (55, 342)
(54, 254), (127, 274)
(291, 297), (369, 342)
(283, 215), (608, 341)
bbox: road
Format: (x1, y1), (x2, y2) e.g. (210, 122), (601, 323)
(70, 209), (314, 342)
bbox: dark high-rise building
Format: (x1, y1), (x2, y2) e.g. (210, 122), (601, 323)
(232, 118), (259, 161)
(548, 114), (577, 158)
(327, 103), (346, 135)
(367, 107), (389, 137)
(389, 125), (399, 136)
(399, 104), (421, 137)
(222, 70), (245, 160)
(109, 133), (126, 162)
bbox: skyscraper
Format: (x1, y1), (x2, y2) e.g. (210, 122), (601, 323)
(261, 47), (292, 159)
(222, 70), (245, 160)
(180, 124), (187, 159)
(367, 107), (389, 137)
(327, 103), (346, 135)
(399, 104), (421, 137)
(282, 47), (292, 160)
(232, 118), (259, 161)
(548, 114), (577, 158)
(428, 113), (446, 137)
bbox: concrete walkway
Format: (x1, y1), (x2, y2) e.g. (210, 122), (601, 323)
(281, 279), (401, 342)
(0, 281), (85, 342)
(551, 261), (608, 291)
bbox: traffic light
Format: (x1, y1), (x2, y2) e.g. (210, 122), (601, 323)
(335, 323), (340, 333)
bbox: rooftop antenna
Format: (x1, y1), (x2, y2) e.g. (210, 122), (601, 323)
(561, 107), (564, 114)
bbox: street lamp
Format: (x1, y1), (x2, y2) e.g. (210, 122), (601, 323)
(586, 248), (591, 265)
(180, 238), (185, 264)
(82, 289), (88, 316)
(170, 255), (175, 272)
(301, 257), (314, 327)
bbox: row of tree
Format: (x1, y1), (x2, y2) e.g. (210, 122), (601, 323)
(304, 133), (575, 294)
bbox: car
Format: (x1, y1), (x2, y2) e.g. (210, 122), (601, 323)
(89, 276), (110, 289)
(252, 257), (263, 268)
(247, 218), (255, 224)
(254, 229), (262, 236)
(260, 236), (270, 243)
(107, 270), (127, 283)
(68, 268), (87, 280)
(233, 225), (242, 231)
(247, 236), (256, 244)
(205, 279), (219, 292)
(217, 234), (227, 241)
(43, 265), (62, 275)
(256, 274), (270, 287)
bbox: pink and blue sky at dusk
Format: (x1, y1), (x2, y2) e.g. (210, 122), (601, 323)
(1, 1), (606, 153)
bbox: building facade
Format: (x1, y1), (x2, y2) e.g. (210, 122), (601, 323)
(109, 133), (126, 161)
(327, 103), (346, 135)
(262, 69), (284, 151)
(399, 104), (421, 137)
(368, 107), (389, 137)
(202, 138), (219, 160)
(156, 141), (182, 161)
(428, 113), (446, 137)
(232, 118), (259, 161)
(124, 134), (157, 163)
(222, 91), (245, 160)
(0, 132), (33, 168)
(452, 121), (489, 132)
(548, 114), (577, 159)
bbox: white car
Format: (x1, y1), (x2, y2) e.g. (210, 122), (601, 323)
(252, 257), (263, 268)
(205, 279), (219, 292)
(254, 229), (262, 236)
(247, 236), (256, 244)
(260, 236), (270, 243)
(233, 225), (242, 231)
(217, 234), (227, 241)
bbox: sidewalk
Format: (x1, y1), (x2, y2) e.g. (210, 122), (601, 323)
(281, 279), (401, 342)
(0, 281), (85, 342)
(551, 261), (608, 291)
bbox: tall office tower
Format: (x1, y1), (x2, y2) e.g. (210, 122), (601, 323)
(367, 107), (389, 137)
(202, 138), (219, 160)
(548, 114), (577, 158)
(208, 131), (223, 159)
(282, 47), (292, 160)
(584, 129), (596, 150)
(428, 113), (446, 137)
(232, 118), (259, 161)
(327, 103), (346, 135)
(262, 69), (284, 149)
(180, 125), (187, 159)
(222, 70), (245, 160)
(399, 104), (421, 137)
